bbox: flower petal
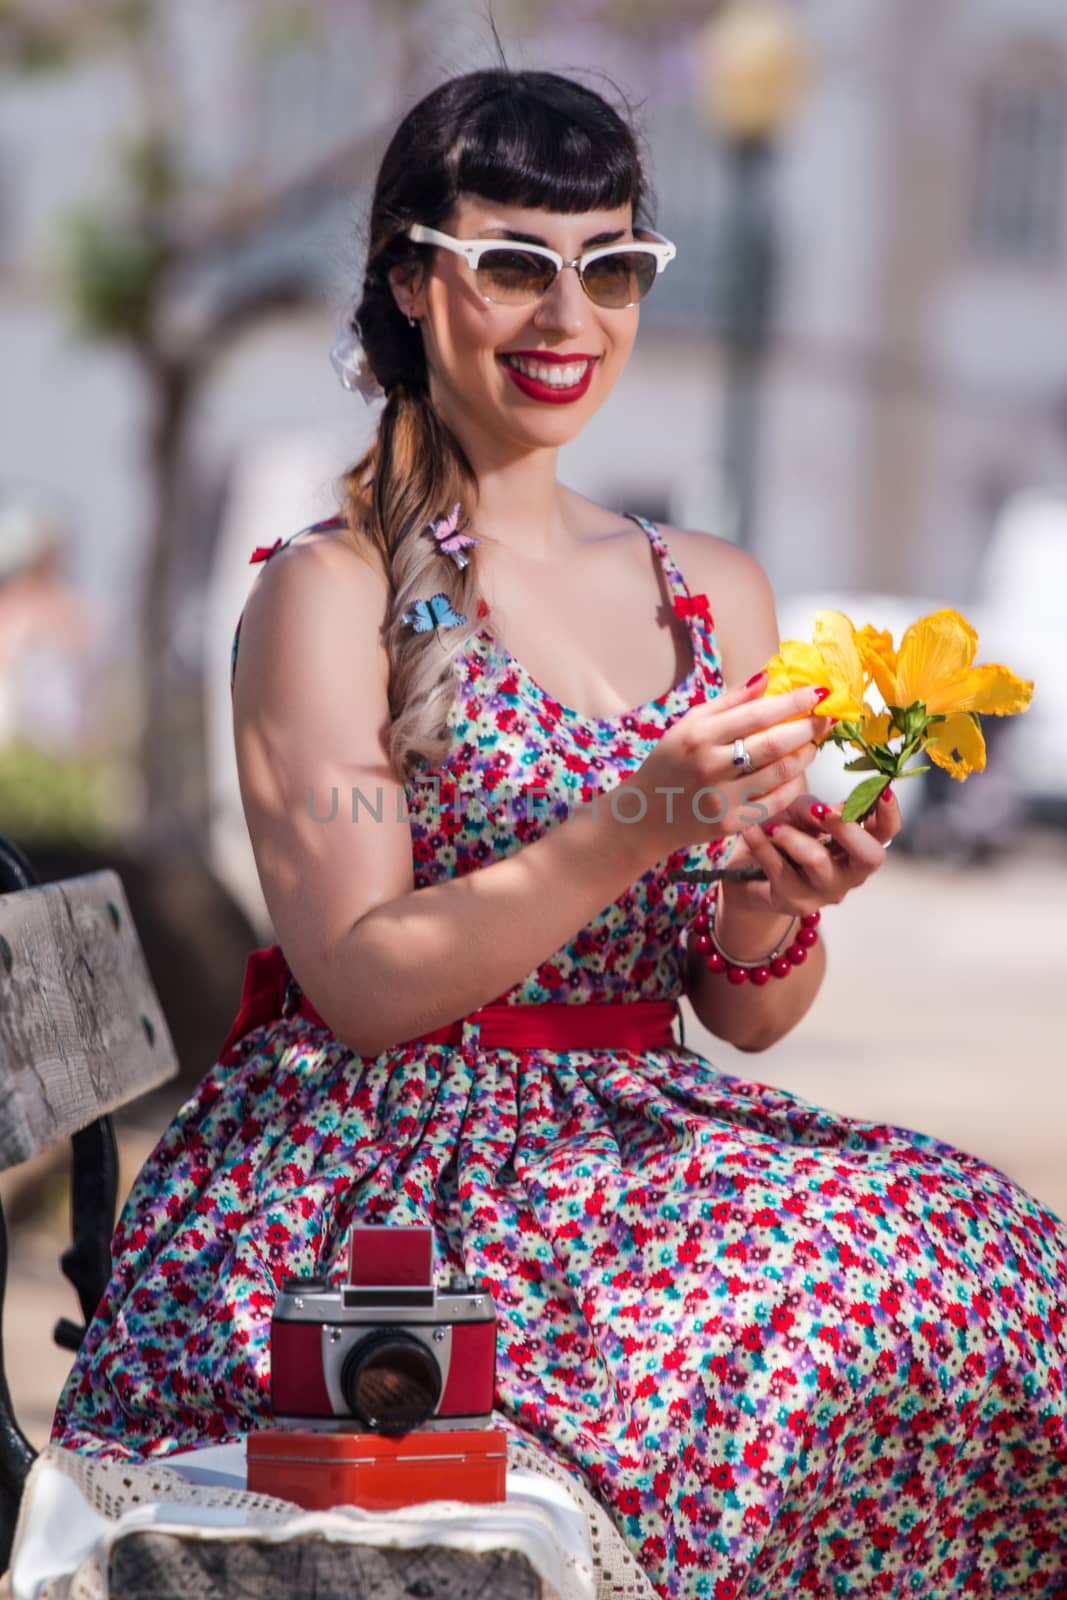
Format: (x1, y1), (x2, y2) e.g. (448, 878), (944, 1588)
(854, 624), (899, 705)
(925, 711), (986, 781)
(762, 640), (859, 721)
(932, 663), (1034, 717)
(896, 609), (978, 708)
(763, 640), (831, 695)
(813, 611), (868, 715)
(861, 711), (894, 747)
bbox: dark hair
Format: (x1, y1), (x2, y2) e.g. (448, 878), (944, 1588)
(338, 68), (654, 781)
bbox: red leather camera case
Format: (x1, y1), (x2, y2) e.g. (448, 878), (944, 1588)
(246, 1425), (508, 1511)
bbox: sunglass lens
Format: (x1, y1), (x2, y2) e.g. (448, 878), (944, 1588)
(476, 248), (556, 304)
(582, 250), (658, 308)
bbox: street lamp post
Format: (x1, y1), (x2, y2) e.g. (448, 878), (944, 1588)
(697, 0), (808, 552)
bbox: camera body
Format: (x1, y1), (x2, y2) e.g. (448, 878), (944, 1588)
(270, 1224), (497, 1434)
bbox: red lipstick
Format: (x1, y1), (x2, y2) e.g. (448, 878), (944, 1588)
(497, 351), (599, 405)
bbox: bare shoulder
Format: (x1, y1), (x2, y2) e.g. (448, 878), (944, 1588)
(232, 516), (393, 767)
(653, 522), (781, 685)
(251, 517), (388, 603)
(237, 518), (388, 656)
(654, 522), (773, 604)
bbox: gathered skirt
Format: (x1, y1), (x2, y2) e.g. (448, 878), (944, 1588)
(51, 1009), (1067, 1597)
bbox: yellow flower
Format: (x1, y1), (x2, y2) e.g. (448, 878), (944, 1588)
(925, 712), (988, 781)
(763, 610), (869, 723)
(867, 608), (1033, 780)
(854, 625), (898, 707)
(812, 611), (871, 718)
(861, 711), (894, 747)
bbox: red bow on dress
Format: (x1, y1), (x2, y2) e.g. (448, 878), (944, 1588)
(249, 538), (283, 564)
(672, 593), (713, 625)
(217, 943), (289, 1061)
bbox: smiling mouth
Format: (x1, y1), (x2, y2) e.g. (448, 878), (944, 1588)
(499, 354), (597, 389)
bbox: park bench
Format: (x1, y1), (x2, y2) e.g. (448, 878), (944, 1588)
(0, 831), (180, 1573)
(0, 833), (601, 1599)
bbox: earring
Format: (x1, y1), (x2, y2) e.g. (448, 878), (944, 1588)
(407, 314), (417, 328)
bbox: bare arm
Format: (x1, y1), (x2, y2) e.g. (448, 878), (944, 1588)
(232, 534), (660, 1058)
(672, 530), (827, 1052)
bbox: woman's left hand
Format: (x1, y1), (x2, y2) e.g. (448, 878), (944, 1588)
(725, 786), (903, 917)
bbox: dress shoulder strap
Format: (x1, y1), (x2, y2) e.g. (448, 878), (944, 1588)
(623, 511), (714, 612)
(622, 511), (721, 692)
(623, 511), (697, 602)
(230, 514), (348, 697)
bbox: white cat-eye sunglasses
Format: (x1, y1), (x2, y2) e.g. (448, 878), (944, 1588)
(406, 222), (677, 309)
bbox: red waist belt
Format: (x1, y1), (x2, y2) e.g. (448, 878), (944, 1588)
(217, 942), (679, 1060)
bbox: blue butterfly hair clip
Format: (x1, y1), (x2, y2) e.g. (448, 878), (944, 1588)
(426, 502), (479, 569)
(401, 593), (467, 634)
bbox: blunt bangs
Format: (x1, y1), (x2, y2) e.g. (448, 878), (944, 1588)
(446, 77), (643, 219)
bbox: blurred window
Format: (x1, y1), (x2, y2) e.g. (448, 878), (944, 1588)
(971, 74), (1066, 269)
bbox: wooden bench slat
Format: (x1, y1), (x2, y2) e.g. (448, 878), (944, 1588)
(0, 870), (180, 1169)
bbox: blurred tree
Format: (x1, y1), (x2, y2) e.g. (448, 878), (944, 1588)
(0, 0), (420, 857)
(0, 740), (118, 846)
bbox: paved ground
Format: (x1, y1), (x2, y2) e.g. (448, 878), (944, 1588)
(3, 830), (1065, 1451)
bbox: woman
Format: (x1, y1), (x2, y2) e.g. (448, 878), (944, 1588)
(52, 68), (1067, 1597)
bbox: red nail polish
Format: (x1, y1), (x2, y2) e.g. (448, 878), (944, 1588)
(881, 786), (894, 804)
(810, 802), (830, 820)
(812, 687), (831, 704)
(745, 670), (767, 688)
(764, 823), (778, 836)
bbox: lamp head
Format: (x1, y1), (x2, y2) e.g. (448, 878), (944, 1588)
(698, 0), (809, 144)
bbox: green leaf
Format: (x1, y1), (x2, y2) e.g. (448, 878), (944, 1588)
(123, 130), (182, 209)
(58, 210), (169, 339)
(843, 755), (880, 772)
(840, 775), (889, 823)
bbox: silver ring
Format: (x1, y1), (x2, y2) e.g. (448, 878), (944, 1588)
(731, 738), (753, 774)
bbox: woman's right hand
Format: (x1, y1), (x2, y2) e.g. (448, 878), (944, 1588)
(626, 674), (834, 859)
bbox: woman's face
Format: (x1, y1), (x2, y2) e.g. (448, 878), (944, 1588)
(389, 193), (641, 454)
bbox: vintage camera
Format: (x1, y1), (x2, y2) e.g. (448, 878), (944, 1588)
(270, 1224), (497, 1435)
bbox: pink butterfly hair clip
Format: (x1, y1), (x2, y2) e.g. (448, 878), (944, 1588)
(426, 502), (479, 569)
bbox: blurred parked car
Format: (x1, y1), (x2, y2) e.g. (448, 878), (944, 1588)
(970, 488), (1067, 829)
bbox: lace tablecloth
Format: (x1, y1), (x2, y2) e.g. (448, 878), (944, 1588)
(8, 1428), (657, 1600)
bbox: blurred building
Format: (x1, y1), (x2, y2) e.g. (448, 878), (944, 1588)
(576, 0), (1067, 605)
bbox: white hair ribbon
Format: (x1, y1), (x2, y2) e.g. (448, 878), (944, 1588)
(330, 323), (385, 403)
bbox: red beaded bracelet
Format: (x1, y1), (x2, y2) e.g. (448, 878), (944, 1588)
(689, 907), (821, 986)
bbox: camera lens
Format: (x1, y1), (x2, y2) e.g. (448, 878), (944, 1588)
(339, 1330), (442, 1435)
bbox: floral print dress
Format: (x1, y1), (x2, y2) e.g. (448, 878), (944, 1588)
(52, 513), (1067, 1597)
